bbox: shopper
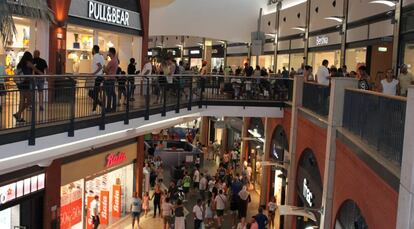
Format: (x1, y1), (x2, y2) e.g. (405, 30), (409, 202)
(281, 67), (289, 78)
(357, 65), (371, 90)
(116, 67), (127, 106)
(127, 58), (137, 101)
(199, 172), (208, 200)
(289, 67), (296, 78)
(161, 197), (173, 229)
(379, 69), (400, 96)
(130, 192), (142, 229)
(214, 189), (227, 228)
(90, 195), (100, 229)
(304, 65), (314, 82)
(267, 196), (277, 229)
(174, 200), (185, 229)
(91, 45), (104, 114)
(104, 47), (118, 112)
(13, 51), (41, 122)
(253, 65), (261, 77)
(255, 207), (268, 229)
(142, 192), (150, 217)
(193, 199), (204, 229)
(250, 216), (259, 229)
(316, 59), (330, 86)
(193, 165), (200, 193)
(398, 64), (414, 96)
(204, 197), (214, 226)
(33, 50), (48, 111)
(238, 185), (251, 219)
(151, 183), (162, 218)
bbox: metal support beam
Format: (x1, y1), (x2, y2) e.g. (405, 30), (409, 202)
(303, 0), (312, 65)
(392, 0), (402, 73)
(340, 0), (349, 67)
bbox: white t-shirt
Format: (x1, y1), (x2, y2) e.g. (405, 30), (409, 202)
(162, 202), (173, 216)
(92, 53), (105, 75)
(193, 170), (200, 183)
(90, 199), (99, 216)
(208, 180), (215, 192)
(193, 205), (204, 220)
(199, 177), (208, 190)
(381, 79), (399, 96)
(232, 151), (238, 160)
(214, 194), (227, 210)
(316, 65), (330, 86)
(142, 62), (152, 75)
(268, 202), (277, 212)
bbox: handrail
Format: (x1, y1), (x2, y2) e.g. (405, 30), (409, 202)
(304, 81), (330, 87)
(345, 88), (407, 102)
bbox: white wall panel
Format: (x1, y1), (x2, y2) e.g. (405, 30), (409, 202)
(264, 42), (275, 52)
(150, 0), (268, 42)
(309, 0), (344, 31)
(346, 26), (368, 43)
(227, 45), (249, 54)
(291, 38), (305, 49)
(348, 0), (391, 22)
(278, 40), (290, 50)
(278, 2), (307, 37)
(369, 20), (394, 39)
(261, 13), (277, 34)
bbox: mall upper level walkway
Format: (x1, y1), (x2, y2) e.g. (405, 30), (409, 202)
(0, 75), (293, 146)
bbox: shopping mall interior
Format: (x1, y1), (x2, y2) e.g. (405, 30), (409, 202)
(0, 0), (413, 229)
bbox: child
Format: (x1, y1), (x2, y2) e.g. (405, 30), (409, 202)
(204, 198), (213, 226)
(143, 192), (150, 216)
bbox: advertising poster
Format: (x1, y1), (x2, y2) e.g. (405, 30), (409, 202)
(100, 191), (109, 225)
(86, 196), (94, 229)
(70, 189), (82, 226)
(112, 185), (121, 217)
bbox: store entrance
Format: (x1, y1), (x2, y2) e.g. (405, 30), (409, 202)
(308, 50), (340, 74)
(0, 193), (44, 229)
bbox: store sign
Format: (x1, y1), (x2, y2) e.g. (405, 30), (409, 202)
(100, 191), (109, 225)
(112, 185), (121, 217)
(190, 50), (200, 55)
(105, 152), (127, 168)
(0, 173), (45, 205)
(303, 179), (313, 207)
(86, 196), (94, 229)
(69, 0), (141, 31)
(316, 35), (329, 46)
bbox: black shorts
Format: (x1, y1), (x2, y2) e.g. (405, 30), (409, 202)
(132, 212), (141, 218)
(193, 182), (199, 189)
(230, 201), (238, 211)
(183, 187), (190, 193)
(216, 209), (224, 216)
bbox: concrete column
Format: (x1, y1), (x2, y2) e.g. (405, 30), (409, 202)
(319, 78), (358, 229)
(204, 40), (213, 72)
(199, 117), (210, 146)
(260, 118), (270, 207)
(222, 118), (229, 153)
(285, 75), (303, 229)
(396, 86), (414, 229)
(136, 136), (145, 198)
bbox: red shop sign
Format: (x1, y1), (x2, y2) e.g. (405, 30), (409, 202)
(105, 152), (127, 168)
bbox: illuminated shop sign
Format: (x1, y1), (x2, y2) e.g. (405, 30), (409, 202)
(303, 178), (313, 207)
(0, 173), (45, 205)
(69, 0), (141, 31)
(316, 35), (329, 46)
(190, 50), (200, 55)
(106, 152), (127, 168)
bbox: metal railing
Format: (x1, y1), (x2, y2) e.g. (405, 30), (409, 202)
(342, 88), (406, 165)
(0, 74), (291, 145)
(302, 82), (330, 117)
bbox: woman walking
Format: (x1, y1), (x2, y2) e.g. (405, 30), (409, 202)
(174, 200), (185, 229)
(238, 185), (251, 219)
(152, 183), (162, 217)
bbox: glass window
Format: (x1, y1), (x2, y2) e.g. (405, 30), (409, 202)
(308, 50), (341, 74)
(251, 55), (274, 70)
(290, 53), (305, 71)
(346, 48), (367, 72)
(276, 54), (289, 73)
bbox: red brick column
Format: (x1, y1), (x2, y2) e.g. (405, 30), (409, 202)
(43, 159), (62, 229)
(139, 0), (150, 66)
(136, 136), (145, 198)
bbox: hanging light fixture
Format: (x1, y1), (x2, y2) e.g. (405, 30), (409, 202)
(324, 16), (345, 23)
(291, 26), (306, 32)
(369, 0), (397, 7)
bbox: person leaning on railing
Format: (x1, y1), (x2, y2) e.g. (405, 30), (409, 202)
(378, 69), (400, 96)
(90, 45), (105, 114)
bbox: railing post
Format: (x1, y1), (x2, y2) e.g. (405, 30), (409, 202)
(124, 78), (130, 125)
(176, 76), (180, 113)
(28, 78), (36, 145)
(396, 86), (414, 229)
(319, 78), (358, 229)
(145, 77), (150, 120)
(188, 76), (193, 111)
(68, 78), (76, 137)
(100, 83), (106, 130)
(162, 80), (167, 117)
(199, 76), (204, 108)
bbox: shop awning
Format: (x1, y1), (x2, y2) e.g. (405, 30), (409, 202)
(277, 205), (318, 222)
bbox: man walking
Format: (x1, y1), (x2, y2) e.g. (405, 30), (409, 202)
(90, 195), (100, 229)
(91, 45), (104, 114)
(193, 199), (204, 229)
(104, 47), (118, 112)
(130, 192), (142, 229)
(33, 50), (48, 111)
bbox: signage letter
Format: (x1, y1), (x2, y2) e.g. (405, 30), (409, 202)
(106, 6), (111, 22)
(88, 1), (94, 18)
(112, 185), (121, 217)
(124, 12), (129, 26)
(112, 8), (116, 23)
(100, 191), (109, 225)
(116, 9), (121, 24)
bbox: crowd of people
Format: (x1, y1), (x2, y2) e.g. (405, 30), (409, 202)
(126, 136), (276, 229)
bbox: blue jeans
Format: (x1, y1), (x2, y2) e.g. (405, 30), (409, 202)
(104, 80), (116, 111)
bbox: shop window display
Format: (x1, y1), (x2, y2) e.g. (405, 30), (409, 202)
(308, 50), (340, 75)
(4, 23), (31, 75)
(276, 54), (289, 73)
(346, 48), (367, 72)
